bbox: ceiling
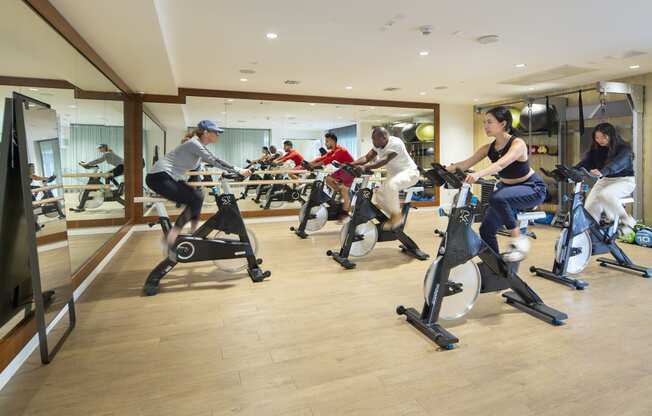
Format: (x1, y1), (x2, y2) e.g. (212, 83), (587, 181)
(0, 1), (117, 91)
(0, 86), (124, 127)
(5, 0), (652, 132)
(180, 97), (432, 130)
(47, 0), (652, 106)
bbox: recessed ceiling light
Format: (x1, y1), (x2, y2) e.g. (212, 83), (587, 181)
(419, 51), (429, 56)
(68, 105), (77, 109)
(515, 63), (527, 68)
(239, 78), (248, 82)
(309, 103), (316, 106)
(527, 87), (535, 91)
(419, 92), (427, 96)
(476, 34), (500, 44)
(345, 86), (353, 90)
(370, 107), (376, 110)
(227, 99), (234, 102)
(266, 32), (278, 39)
(473, 98), (479, 102)
(629, 64), (640, 69)
(28, 88), (39, 91)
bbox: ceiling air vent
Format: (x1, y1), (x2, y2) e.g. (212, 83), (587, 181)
(434, 86), (448, 90)
(383, 87), (401, 92)
(476, 35), (499, 45)
(240, 69), (256, 74)
(284, 80), (300, 85)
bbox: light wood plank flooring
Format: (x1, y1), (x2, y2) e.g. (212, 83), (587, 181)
(2, 210), (652, 416)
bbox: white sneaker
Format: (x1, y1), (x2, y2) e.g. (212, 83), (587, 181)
(502, 236), (531, 263)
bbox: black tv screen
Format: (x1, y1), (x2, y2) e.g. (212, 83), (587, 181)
(0, 97), (34, 328)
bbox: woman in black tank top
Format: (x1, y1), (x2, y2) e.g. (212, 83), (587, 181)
(446, 106), (547, 261)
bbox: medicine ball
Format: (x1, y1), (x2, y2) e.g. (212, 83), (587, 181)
(520, 103), (558, 132)
(416, 123), (435, 141)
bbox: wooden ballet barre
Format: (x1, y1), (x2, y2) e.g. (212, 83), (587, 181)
(185, 170), (222, 176)
(32, 196), (63, 207)
(31, 184), (63, 193)
(134, 196), (167, 203)
(64, 184), (112, 190)
(187, 179), (315, 187)
(63, 172), (113, 178)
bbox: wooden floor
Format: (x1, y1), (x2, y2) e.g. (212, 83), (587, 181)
(2, 210), (652, 416)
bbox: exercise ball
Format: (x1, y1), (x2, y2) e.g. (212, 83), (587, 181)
(519, 103), (558, 132)
(423, 147), (435, 156)
(401, 123), (419, 142)
(416, 123), (435, 141)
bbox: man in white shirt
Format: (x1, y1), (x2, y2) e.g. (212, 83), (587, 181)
(351, 127), (420, 230)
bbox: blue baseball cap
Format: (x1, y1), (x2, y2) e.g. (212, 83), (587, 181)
(197, 119), (224, 134)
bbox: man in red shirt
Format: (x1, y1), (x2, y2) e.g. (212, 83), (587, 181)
(307, 133), (355, 217)
(272, 140), (304, 168)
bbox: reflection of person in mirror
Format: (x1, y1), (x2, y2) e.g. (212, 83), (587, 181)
(81, 144), (124, 187)
(146, 120), (252, 249)
(271, 140), (305, 178)
(268, 145), (282, 162)
(306, 133), (354, 221)
(350, 127), (420, 231)
(29, 163), (65, 219)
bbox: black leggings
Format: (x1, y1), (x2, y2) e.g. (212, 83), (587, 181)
(146, 172), (204, 229)
(109, 164), (124, 187)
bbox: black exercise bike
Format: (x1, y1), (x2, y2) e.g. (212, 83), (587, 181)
(326, 164), (429, 269)
(396, 163), (567, 349)
(143, 173), (271, 296)
(530, 165), (651, 289)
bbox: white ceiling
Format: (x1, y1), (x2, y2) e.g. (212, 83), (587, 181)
(1, 86), (124, 127)
(6, 0), (652, 132)
(0, 1), (117, 91)
(48, 0), (652, 106)
(181, 97), (432, 130)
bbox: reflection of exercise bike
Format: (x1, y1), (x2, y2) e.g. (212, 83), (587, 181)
(258, 170), (306, 210)
(70, 163), (125, 212)
(239, 160), (271, 200)
(143, 173), (271, 296)
(31, 175), (64, 219)
(530, 165), (651, 289)
(290, 162), (359, 238)
(396, 163), (567, 349)
(326, 164), (429, 269)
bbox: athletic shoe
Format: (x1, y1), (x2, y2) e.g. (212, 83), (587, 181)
(502, 236), (531, 263)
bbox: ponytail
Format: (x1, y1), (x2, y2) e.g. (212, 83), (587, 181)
(182, 128), (206, 143)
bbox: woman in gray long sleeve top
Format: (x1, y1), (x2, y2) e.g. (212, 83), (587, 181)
(146, 120), (250, 247)
(82, 144), (124, 187)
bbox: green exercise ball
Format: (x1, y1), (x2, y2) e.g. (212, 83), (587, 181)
(416, 123), (435, 141)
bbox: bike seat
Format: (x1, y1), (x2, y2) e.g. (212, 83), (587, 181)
(620, 197), (634, 205)
(516, 210), (546, 221)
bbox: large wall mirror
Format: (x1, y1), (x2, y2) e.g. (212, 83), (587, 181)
(0, 0), (126, 341)
(145, 97), (436, 217)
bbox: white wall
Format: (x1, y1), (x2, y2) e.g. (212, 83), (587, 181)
(270, 128), (324, 161)
(356, 121), (375, 157)
(438, 104), (474, 206)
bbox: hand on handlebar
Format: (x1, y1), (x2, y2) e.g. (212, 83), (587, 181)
(464, 172), (480, 184)
(589, 169), (602, 178)
(445, 164), (457, 173)
(239, 169), (252, 178)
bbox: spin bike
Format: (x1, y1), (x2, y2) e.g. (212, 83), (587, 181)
(289, 162), (359, 238)
(326, 164), (429, 269)
(396, 163), (567, 349)
(142, 173), (271, 296)
(70, 163), (125, 212)
(530, 165), (651, 289)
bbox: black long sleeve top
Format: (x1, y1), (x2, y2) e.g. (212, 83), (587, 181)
(575, 145), (634, 178)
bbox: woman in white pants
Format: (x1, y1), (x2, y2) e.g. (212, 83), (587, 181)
(577, 122), (636, 231)
(351, 127), (420, 230)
